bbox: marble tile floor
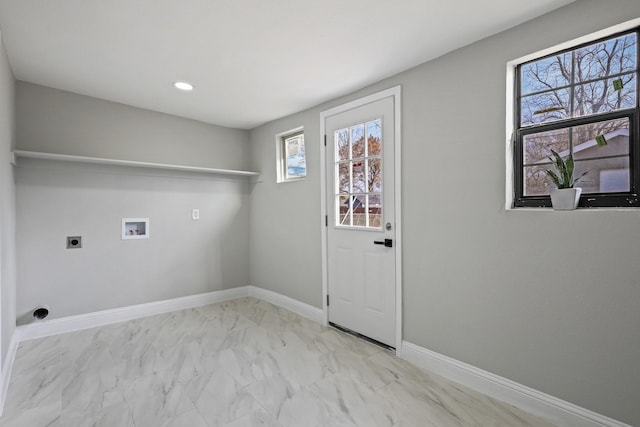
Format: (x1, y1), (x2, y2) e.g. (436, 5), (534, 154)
(0, 297), (556, 427)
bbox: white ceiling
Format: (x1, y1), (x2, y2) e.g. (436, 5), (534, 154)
(0, 0), (574, 129)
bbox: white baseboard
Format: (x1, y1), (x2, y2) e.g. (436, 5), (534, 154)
(0, 332), (18, 417)
(401, 341), (630, 427)
(247, 286), (324, 324)
(16, 287), (250, 341)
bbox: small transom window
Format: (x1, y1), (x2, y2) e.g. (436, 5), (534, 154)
(277, 129), (306, 182)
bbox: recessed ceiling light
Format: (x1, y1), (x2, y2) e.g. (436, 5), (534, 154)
(173, 81), (194, 91)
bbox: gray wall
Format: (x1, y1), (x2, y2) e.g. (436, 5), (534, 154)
(249, 1), (640, 425)
(249, 117), (322, 307)
(15, 85), (251, 323)
(17, 82), (250, 171)
(0, 33), (16, 366)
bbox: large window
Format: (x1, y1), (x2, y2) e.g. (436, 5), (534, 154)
(514, 28), (639, 207)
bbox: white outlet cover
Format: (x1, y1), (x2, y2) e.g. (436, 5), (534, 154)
(192, 209), (200, 220)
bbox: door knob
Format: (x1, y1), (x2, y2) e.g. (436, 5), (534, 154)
(373, 239), (393, 248)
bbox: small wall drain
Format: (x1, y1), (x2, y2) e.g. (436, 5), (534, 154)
(67, 236), (82, 249)
(33, 306), (50, 321)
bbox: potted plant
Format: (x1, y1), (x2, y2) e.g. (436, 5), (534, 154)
(545, 149), (587, 210)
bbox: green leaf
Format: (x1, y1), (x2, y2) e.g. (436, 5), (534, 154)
(565, 155), (575, 187)
(550, 150), (566, 185)
(545, 169), (561, 188)
(546, 149), (578, 189)
(549, 150), (563, 169)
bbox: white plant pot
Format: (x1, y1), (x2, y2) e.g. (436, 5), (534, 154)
(550, 188), (582, 210)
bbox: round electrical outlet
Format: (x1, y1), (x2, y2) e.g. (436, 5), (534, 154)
(67, 236), (82, 249)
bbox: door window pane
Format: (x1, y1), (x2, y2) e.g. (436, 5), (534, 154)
(337, 195), (351, 226)
(367, 194), (382, 228)
(367, 120), (382, 156)
(337, 162), (350, 194)
(352, 195), (366, 227)
(368, 158), (382, 192)
(337, 129), (349, 161)
(352, 161), (365, 193)
(351, 125), (365, 158)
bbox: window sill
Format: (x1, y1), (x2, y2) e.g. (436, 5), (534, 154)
(506, 206), (640, 212)
(277, 177), (307, 184)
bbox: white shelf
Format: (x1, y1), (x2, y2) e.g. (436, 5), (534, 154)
(13, 150), (260, 177)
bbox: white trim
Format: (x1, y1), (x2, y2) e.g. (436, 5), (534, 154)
(16, 287), (249, 341)
(401, 341), (631, 427)
(319, 86), (403, 353)
(393, 87), (403, 357)
(505, 61), (516, 210)
(320, 115), (329, 325)
(247, 286), (324, 324)
(0, 332), (18, 417)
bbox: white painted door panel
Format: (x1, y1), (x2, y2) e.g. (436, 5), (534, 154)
(325, 96), (396, 347)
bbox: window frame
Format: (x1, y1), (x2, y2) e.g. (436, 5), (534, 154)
(276, 127), (306, 183)
(513, 27), (640, 208)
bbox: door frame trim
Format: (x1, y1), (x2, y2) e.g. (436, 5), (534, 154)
(319, 86), (403, 355)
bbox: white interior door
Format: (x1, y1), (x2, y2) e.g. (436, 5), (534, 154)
(325, 96), (396, 348)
